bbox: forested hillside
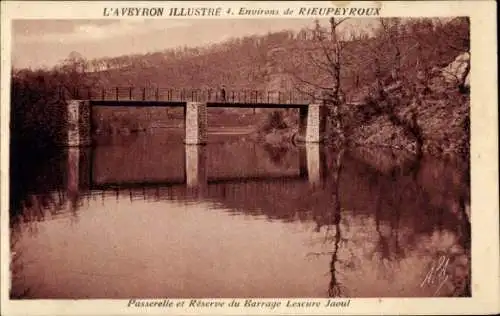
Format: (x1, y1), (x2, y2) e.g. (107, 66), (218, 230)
(11, 17), (470, 158)
(67, 17), (469, 97)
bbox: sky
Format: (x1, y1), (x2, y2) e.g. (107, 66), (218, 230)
(11, 19), (378, 69)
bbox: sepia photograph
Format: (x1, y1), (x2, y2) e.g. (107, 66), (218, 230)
(8, 16), (472, 299)
(1, 1), (498, 315)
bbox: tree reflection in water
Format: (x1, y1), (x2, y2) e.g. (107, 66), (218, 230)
(326, 148), (345, 298)
(10, 138), (471, 298)
(306, 148), (347, 297)
(10, 225), (32, 299)
(306, 146), (471, 298)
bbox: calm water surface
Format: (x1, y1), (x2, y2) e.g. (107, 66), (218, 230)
(10, 131), (471, 298)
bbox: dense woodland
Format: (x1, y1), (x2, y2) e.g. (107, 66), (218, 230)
(11, 17), (470, 158)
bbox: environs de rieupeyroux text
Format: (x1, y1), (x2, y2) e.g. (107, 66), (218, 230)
(103, 7), (381, 17)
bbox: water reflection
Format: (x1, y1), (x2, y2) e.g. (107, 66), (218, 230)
(10, 133), (470, 298)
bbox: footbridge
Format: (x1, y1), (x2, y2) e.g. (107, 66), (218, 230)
(64, 87), (331, 146)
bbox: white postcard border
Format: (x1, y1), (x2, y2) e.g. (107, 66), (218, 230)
(1, 1), (498, 315)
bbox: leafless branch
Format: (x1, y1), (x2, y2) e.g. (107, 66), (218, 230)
(306, 51), (337, 78)
(286, 70), (332, 91)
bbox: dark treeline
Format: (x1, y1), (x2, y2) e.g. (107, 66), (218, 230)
(11, 54), (98, 149)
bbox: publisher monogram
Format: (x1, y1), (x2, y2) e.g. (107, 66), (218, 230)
(420, 255), (450, 296)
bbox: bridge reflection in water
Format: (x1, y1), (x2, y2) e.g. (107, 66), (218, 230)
(10, 136), (471, 299)
(66, 143), (328, 201)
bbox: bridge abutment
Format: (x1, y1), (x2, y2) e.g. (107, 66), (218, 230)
(305, 103), (327, 143)
(184, 102), (207, 145)
(67, 100), (91, 147)
(298, 104), (327, 143)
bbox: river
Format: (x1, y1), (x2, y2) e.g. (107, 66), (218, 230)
(9, 130), (471, 299)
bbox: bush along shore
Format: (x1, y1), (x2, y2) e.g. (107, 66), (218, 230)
(254, 17), (470, 163)
(254, 49), (469, 162)
(345, 53), (469, 161)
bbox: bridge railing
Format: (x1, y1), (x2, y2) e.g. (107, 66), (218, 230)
(68, 87), (318, 104)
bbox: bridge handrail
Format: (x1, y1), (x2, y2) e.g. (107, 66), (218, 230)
(64, 86), (329, 104)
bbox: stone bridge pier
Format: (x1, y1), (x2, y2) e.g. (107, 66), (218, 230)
(184, 102), (208, 145)
(299, 103), (327, 143)
(67, 100), (92, 147)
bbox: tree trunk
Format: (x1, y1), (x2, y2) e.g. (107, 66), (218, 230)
(329, 17), (345, 145)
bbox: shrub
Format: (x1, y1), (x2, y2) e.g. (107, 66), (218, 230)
(260, 111), (288, 133)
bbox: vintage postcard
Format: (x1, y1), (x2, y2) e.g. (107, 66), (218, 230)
(1, 1), (498, 315)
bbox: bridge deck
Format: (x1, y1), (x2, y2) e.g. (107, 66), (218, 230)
(88, 100), (308, 109)
(69, 87), (314, 104)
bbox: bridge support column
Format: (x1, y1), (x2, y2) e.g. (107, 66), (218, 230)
(185, 102), (207, 145)
(67, 100), (91, 147)
(185, 145), (207, 193)
(305, 143), (326, 188)
(305, 103), (327, 143)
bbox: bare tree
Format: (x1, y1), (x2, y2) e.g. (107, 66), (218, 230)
(286, 18), (350, 145)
